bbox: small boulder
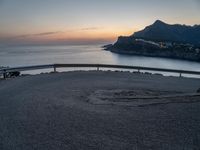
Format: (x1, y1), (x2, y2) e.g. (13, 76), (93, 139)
(8, 71), (20, 78)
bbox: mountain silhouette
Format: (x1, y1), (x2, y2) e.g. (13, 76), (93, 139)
(132, 20), (200, 45)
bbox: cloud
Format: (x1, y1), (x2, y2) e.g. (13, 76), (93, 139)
(9, 27), (101, 40)
(80, 27), (102, 31)
(34, 31), (62, 36)
(13, 31), (62, 39)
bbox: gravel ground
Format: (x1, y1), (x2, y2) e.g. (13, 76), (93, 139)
(0, 71), (200, 150)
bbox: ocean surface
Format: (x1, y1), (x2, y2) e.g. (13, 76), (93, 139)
(1, 44), (200, 77)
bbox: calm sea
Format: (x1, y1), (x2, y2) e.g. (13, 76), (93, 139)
(1, 44), (200, 77)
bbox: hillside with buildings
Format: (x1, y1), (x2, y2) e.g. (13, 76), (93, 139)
(105, 20), (200, 61)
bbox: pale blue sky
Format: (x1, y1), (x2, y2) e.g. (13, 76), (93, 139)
(0, 0), (200, 45)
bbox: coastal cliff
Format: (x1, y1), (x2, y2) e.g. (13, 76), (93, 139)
(105, 20), (200, 61)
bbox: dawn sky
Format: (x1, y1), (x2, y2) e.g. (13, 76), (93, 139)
(0, 0), (200, 45)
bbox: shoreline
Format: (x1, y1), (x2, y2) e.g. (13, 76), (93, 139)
(105, 47), (200, 63)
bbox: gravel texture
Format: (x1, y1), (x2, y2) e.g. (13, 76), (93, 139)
(0, 71), (200, 150)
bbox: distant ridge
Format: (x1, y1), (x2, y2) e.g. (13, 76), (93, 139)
(104, 20), (200, 62)
(132, 20), (200, 45)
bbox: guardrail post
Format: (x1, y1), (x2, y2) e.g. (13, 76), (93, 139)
(3, 70), (6, 79)
(138, 69), (140, 73)
(179, 73), (182, 77)
(97, 67), (100, 71)
(53, 65), (57, 73)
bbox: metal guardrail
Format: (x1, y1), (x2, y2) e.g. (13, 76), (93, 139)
(1, 64), (200, 79)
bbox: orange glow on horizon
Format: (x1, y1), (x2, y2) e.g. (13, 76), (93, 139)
(0, 27), (136, 45)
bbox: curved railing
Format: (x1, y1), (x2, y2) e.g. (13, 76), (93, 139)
(1, 64), (200, 78)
